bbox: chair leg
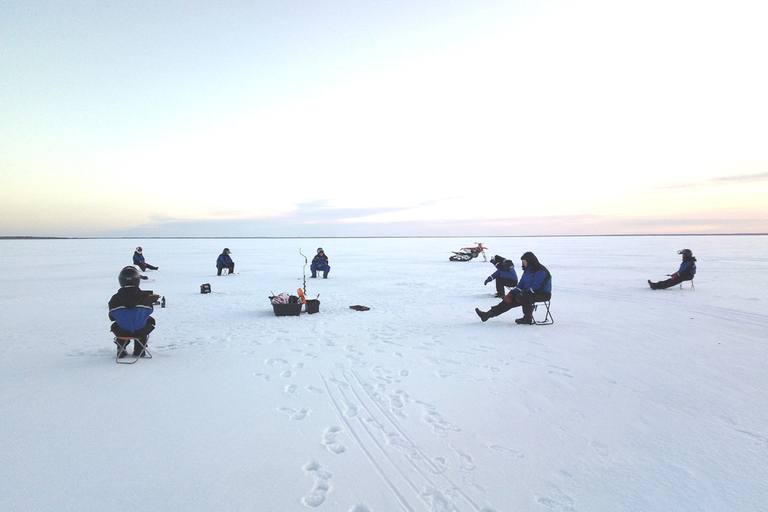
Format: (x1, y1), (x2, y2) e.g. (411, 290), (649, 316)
(532, 301), (554, 325)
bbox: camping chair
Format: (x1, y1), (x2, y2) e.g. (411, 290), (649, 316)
(532, 301), (554, 325)
(680, 277), (695, 290)
(114, 336), (153, 364)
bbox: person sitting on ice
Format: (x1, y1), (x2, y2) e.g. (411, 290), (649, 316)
(648, 249), (697, 290)
(109, 266), (157, 358)
(216, 248), (235, 276)
(484, 254), (519, 298)
(476, 251), (552, 325)
(310, 247), (330, 278)
(132, 246), (158, 271)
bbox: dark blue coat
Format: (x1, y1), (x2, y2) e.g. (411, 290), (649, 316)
(674, 259), (697, 278)
(109, 286), (154, 333)
(516, 266), (552, 294)
(133, 252), (145, 266)
(217, 253), (233, 268)
(489, 266), (518, 283)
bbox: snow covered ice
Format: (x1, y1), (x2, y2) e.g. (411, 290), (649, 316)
(1, 236), (766, 511)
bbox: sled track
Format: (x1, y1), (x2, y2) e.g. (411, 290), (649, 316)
(320, 370), (490, 512)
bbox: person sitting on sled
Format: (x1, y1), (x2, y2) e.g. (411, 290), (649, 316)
(648, 249), (697, 290)
(310, 247), (330, 278)
(484, 254), (519, 298)
(476, 251), (551, 324)
(109, 266), (157, 358)
(132, 246), (158, 271)
(216, 248), (235, 276)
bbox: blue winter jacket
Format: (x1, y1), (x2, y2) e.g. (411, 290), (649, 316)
(490, 266), (518, 283)
(108, 287), (154, 333)
(133, 252), (145, 266)
(217, 253), (233, 267)
(516, 266), (552, 294)
(675, 260), (696, 277)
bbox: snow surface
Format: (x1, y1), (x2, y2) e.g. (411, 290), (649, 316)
(1, 236), (766, 512)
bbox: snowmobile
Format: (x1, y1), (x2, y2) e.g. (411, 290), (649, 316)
(449, 243), (488, 262)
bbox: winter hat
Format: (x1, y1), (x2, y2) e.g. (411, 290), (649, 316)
(136, 246), (142, 253)
(317, 247), (324, 254)
(490, 254), (503, 265)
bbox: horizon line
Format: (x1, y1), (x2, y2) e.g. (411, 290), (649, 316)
(3, 233), (767, 241)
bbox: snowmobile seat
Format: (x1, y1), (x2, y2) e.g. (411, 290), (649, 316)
(532, 301), (553, 325)
(114, 336), (153, 364)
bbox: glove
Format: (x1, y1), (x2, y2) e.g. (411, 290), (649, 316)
(671, 273), (678, 279)
(504, 292), (513, 303)
(484, 277), (492, 285)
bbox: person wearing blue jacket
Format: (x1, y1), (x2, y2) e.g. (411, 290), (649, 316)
(648, 249), (697, 289)
(310, 248), (330, 278)
(109, 266), (157, 357)
(133, 246), (158, 271)
(476, 251), (552, 324)
(216, 248), (235, 275)
(484, 254), (519, 298)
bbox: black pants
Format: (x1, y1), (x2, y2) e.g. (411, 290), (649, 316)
(495, 278), (518, 297)
(217, 263), (235, 275)
(487, 292), (551, 319)
(111, 317), (155, 340)
(137, 262), (158, 271)
(653, 275), (693, 290)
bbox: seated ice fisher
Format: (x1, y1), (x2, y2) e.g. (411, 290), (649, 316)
(108, 266), (157, 358)
(310, 248), (330, 278)
(476, 251), (552, 325)
(484, 254), (519, 298)
(648, 249), (697, 290)
(216, 248), (235, 276)
(132, 246), (158, 271)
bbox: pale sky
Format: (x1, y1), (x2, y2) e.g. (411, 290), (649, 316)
(2, 0), (767, 237)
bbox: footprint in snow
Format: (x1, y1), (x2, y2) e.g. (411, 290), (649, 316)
(489, 444), (525, 458)
(322, 426), (347, 454)
(302, 461), (333, 507)
(279, 407), (309, 420)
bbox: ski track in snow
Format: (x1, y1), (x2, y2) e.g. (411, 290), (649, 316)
(248, 316), (510, 511)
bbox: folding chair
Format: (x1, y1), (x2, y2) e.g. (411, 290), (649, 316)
(114, 336), (153, 364)
(532, 301), (554, 325)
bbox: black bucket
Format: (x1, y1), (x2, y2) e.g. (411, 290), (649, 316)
(272, 303), (302, 316)
(305, 299), (320, 314)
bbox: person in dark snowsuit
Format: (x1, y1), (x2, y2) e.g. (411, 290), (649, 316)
(310, 248), (330, 278)
(109, 266), (156, 357)
(648, 249), (697, 290)
(476, 251), (552, 325)
(216, 248), (235, 276)
(484, 254), (519, 298)
(132, 246), (158, 271)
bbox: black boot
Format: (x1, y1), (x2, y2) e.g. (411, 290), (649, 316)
(648, 279), (658, 290)
(115, 340), (129, 358)
(133, 339), (147, 357)
(515, 315), (534, 325)
(475, 308), (490, 322)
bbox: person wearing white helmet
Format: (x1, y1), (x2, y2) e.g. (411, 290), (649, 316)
(132, 246), (158, 271)
(310, 247), (330, 278)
